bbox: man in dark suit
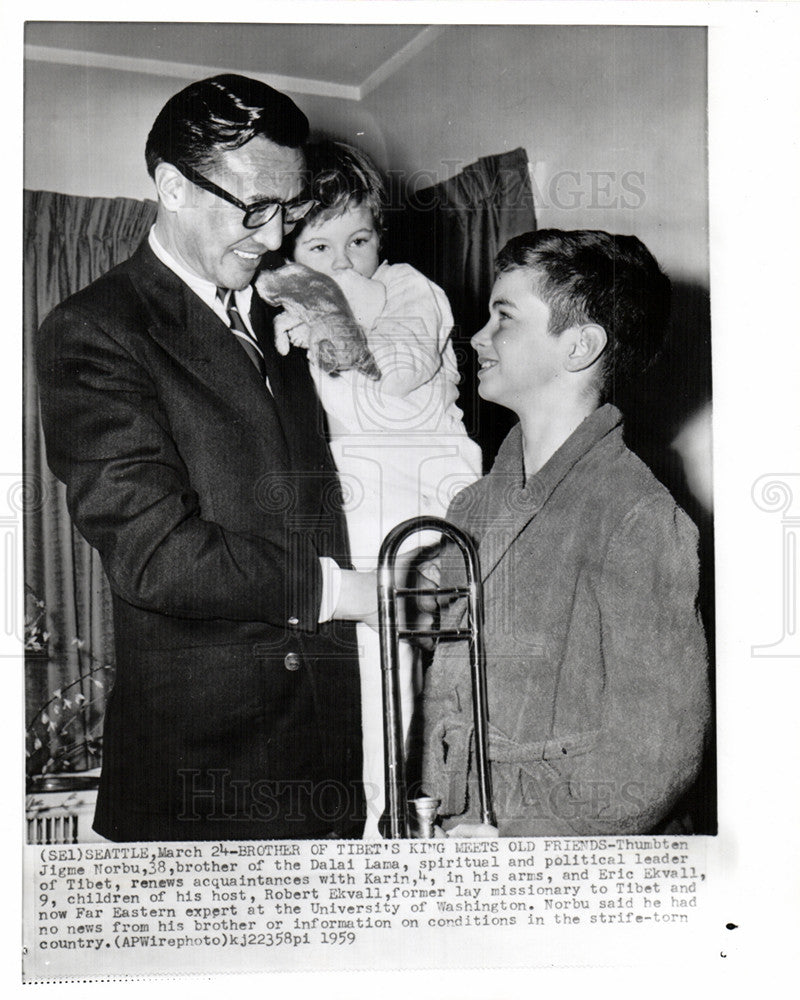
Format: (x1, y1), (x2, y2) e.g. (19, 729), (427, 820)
(35, 75), (378, 841)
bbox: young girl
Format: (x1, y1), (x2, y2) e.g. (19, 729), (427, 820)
(276, 140), (482, 837)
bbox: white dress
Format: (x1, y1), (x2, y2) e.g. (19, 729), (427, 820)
(309, 262), (482, 837)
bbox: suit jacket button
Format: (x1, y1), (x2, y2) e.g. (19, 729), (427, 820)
(287, 616), (299, 627)
(284, 652), (301, 672)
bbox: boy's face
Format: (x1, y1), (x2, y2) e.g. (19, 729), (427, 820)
(471, 269), (565, 414)
(292, 203), (380, 279)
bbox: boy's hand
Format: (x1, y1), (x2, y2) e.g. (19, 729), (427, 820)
(396, 547), (440, 634)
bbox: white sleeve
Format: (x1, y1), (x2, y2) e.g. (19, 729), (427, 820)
(366, 263), (454, 398)
(329, 269), (387, 332)
(317, 556), (342, 623)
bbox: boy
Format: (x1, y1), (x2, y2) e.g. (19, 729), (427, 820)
(421, 230), (711, 836)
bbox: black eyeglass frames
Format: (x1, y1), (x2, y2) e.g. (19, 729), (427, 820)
(175, 161), (316, 230)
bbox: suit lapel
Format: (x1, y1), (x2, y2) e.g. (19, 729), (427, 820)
(126, 242), (291, 466)
(123, 242), (348, 561)
(250, 289), (342, 510)
(252, 292), (353, 615)
(249, 292), (330, 469)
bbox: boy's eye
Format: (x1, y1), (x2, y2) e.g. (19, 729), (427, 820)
(351, 237), (370, 247)
(309, 244), (328, 253)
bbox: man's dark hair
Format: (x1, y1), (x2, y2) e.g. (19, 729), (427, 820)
(496, 229), (672, 402)
(145, 74), (309, 177)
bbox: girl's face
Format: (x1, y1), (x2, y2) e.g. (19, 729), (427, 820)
(292, 202), (380, 279)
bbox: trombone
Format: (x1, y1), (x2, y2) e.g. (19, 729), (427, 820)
(376, 516), (495, 839)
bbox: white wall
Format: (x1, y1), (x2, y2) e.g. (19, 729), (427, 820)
(361, 25), (707, 283)
(24, 25), (707, 282)
(24, 61), (383, 202)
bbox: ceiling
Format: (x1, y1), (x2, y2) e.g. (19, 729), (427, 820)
(24, 22), (445, 100)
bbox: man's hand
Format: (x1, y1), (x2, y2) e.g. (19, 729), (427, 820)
(414, 550), (442, 613)
(330, 546), (444, 637)
(381, 546), (440, 645)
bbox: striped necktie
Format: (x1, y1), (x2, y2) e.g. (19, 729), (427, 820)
(216, 287), (266, 379)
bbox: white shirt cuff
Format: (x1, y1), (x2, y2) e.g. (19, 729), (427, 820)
(318, 556), (342, 623)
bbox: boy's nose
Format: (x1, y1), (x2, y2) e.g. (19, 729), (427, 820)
(471, 321), (492, 352)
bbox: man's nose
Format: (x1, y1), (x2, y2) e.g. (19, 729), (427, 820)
(250, 215), (285, 252)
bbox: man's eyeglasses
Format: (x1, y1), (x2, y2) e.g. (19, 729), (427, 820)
(175, 161), (316, 230)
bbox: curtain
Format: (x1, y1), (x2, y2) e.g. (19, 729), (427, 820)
(24, 190), (156, 775)
(387, 148), (537, 466)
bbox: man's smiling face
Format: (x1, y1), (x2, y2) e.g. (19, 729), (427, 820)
(170, 135), (306, 290)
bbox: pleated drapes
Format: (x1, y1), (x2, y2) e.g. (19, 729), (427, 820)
(24, 191), (156, 773)
(387, 148), (537, 465)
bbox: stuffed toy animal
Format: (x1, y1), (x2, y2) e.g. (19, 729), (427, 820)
(255, 263), (381, 379)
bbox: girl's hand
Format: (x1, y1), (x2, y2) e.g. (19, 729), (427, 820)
(330, 270), (386, 331)
(274, 309), (310, 355)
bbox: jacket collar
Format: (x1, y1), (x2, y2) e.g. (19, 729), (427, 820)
(497, 401), (622, 503)
(450, 404), (624, 584)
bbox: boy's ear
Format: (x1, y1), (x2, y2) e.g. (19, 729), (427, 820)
(563, 323), (608, 373)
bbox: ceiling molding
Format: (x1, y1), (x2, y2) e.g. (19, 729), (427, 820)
(24, 44), (362, 101)
(357, 25), (446, 99)
(25, 28), (448, 103)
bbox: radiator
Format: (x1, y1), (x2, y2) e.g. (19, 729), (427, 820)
(26, 776), (102, 844)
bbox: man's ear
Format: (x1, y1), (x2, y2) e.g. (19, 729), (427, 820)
(154, 163), (187, 214)
(563, 323), (608, 373)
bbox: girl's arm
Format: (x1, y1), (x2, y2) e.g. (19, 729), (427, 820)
(335, 264), (454, 398)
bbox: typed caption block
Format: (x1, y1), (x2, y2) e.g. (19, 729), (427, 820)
(24, 835), (711, 981)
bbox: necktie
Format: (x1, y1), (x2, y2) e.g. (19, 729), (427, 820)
(216, 288), (266, 380)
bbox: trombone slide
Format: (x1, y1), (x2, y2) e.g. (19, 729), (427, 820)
(377, 515), (496, 839)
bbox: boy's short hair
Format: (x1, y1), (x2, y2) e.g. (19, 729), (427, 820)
(496, 229), (672, 401)
(299, 140), (386, 231)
